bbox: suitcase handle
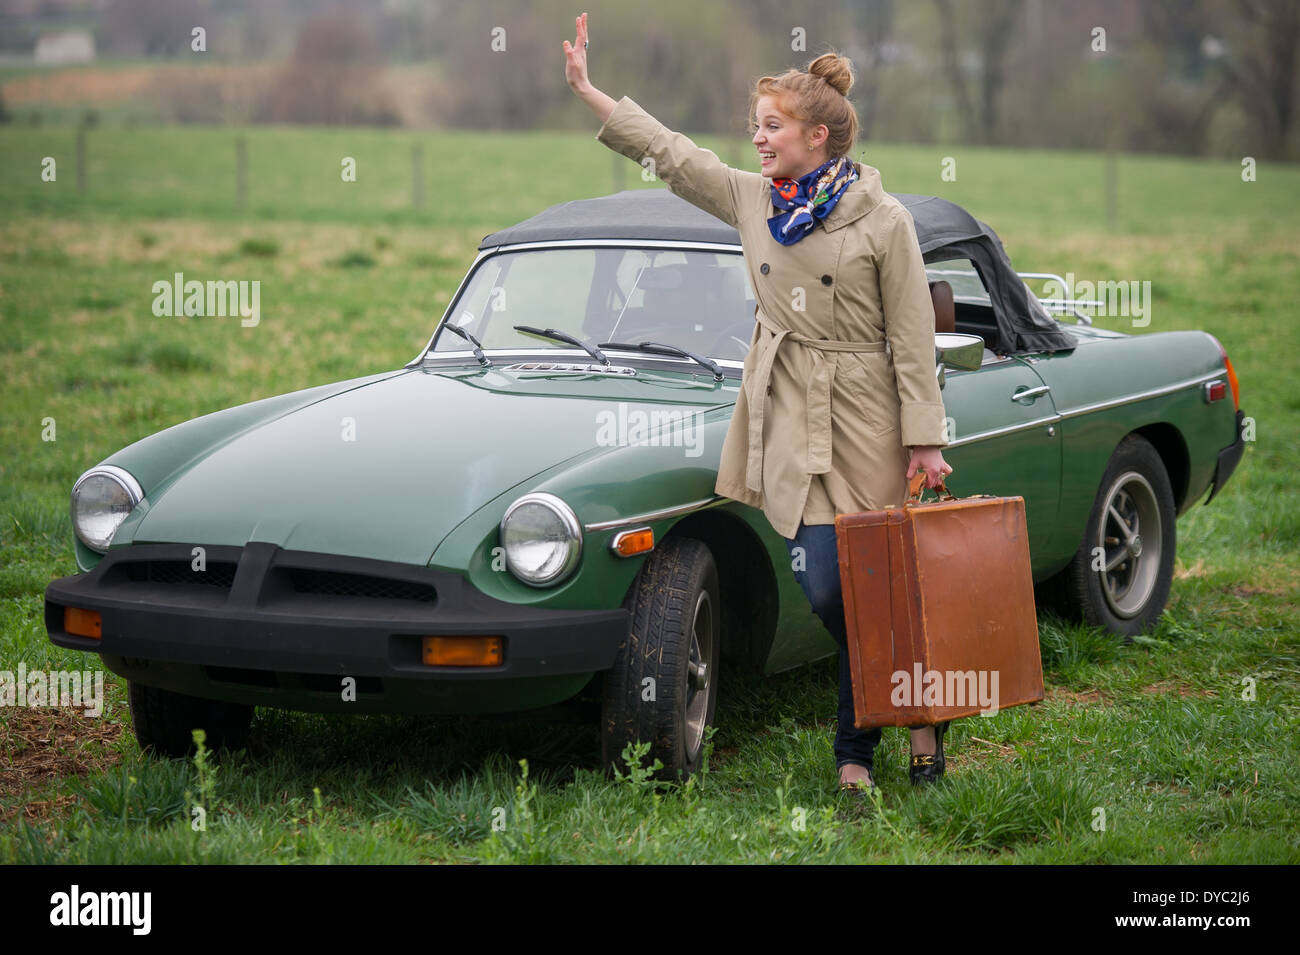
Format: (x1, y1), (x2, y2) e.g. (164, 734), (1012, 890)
(907, 468), (956, 503)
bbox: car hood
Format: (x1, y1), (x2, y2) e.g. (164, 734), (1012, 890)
(124, 365), (733, 566)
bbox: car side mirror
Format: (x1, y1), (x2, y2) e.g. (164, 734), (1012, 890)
(935, 333), (984, 371)
(933, 332), (984, 389)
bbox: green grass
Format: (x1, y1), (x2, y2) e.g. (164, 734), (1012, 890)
(0, 119), (1297, 863)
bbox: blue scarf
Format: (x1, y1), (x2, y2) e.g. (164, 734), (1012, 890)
(767, 156), (858, 245)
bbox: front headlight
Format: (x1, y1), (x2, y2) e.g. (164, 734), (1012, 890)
(499, 492), (582, 587)
(71, 465), (144, 553)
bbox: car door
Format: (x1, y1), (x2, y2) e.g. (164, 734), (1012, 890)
(939, 355), (1062, 570)
(927, 259), (1063, 571)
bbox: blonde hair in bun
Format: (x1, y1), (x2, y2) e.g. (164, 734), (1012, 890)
(749, 51), (858, 158)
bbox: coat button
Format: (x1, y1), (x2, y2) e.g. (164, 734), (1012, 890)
(760, 263), (769, 274)
(821, 274), (833, 285)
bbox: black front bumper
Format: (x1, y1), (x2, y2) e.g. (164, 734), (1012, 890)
(45, 542), (628, 713)
(1205, 409), (1247, 505)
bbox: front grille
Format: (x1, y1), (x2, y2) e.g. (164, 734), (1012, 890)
(285, 568), (436, 603)
(125, 560), (238, 589)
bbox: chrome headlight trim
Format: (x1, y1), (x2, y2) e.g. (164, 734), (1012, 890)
(499, 492), (583, 587)
(70, 464), (144, 553)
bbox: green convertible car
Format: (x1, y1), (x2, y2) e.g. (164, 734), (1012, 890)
(45, 189), (1246, 776)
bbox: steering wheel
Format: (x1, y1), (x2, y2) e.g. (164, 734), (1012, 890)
(707, 321), (756, 361)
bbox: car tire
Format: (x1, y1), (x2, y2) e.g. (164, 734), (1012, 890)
(128, 681), (253, 758)
(1049, 434), (1177, 637)
(601, 536), (719, 781)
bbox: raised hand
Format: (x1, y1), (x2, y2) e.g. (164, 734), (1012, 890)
(562, 12), (591, 92)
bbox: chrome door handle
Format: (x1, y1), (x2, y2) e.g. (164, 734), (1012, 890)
(1011, 385), (1051, 403)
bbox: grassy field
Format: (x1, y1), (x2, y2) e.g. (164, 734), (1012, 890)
(0, 119), (1297, 863)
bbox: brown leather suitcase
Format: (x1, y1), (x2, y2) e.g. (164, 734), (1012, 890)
(834, 473), (1044, 728)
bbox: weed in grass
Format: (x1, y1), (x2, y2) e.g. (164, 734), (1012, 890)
(372, 775), (498, 844)
(335, 250), (376, 269)
(74, 293), (122, 311)
(902, 766), (1097, 851)
(237, 237), (279, 258)
(1038, 614), (1121, 678)
(611, 739), (665, 794)
(71, 761), (188, 828)
(183, 728), (217, 841)
(147, 341), (213, 373)
(482, 757), (544, 864)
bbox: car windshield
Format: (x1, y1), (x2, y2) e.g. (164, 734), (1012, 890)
(430, 246), (757, 363)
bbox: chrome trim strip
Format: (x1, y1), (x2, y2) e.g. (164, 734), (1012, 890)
(948, 369), (1224, 447)
(488, 238), (743, 254)
(948, 415), (1060, 448)
(584, 495), (727, 532)
(1055, 371), (1224, 420)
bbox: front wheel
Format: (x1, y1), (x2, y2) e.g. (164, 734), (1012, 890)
(1047, 434), (1177, 636)
(601, 537), (719, 780)
(128, 681), (253, 758)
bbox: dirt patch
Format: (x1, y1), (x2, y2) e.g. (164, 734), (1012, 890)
(1221, 584), (1284, 598)
(1139, 681), (1217, 698)
(957, 734), (1033, 767)
(0, 707), (124, 822)
(1044, 687), (1109, 706)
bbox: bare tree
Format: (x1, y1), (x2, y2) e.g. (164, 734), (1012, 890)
(933, 0), (1024, 143)
(844, 0), (895, 141)
(1213, 0), (1300, 158)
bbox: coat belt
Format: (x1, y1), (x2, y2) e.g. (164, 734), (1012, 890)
(746, 310), (886, 492)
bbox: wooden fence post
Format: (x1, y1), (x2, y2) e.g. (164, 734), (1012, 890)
(412, 143), (424, 209)
(236, 135), (248, 212)
(75, 123), (86, 197)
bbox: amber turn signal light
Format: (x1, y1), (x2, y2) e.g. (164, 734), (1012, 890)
(421, 636), (503, 667)
(64, 607), (102, 639)
(609, 527), (654, 557)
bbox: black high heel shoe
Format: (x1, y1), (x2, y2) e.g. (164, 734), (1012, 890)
(909, 721), (950, 785)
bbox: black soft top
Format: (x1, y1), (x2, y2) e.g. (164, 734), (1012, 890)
(477, 189), (1074, 354)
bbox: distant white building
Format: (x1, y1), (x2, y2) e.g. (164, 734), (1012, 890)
(34, 31), (96, 65)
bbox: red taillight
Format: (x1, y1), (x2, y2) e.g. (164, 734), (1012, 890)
(1209, 335), (1240, 410)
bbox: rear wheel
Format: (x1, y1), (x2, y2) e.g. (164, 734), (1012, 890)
(1045, 435), (1176, 636)
(128, 681), (253, 758)
(601, 537), (719, 780)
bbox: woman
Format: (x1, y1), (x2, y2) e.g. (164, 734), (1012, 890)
(564, 13), (953, 792)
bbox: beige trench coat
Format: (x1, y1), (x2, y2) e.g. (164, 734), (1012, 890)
(597, 95), (948, 540)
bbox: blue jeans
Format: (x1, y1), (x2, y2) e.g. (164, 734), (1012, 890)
(783, 521), (881, 770)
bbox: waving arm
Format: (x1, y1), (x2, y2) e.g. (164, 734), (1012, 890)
(564, 13), (757, 227)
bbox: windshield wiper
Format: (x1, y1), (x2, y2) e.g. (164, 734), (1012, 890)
(598, 340), (724, 382)
(441, 322), (491, 367)
(513, 325), (610, 367)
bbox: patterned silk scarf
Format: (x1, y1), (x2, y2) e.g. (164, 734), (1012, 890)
(767, 156), (858, 245)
